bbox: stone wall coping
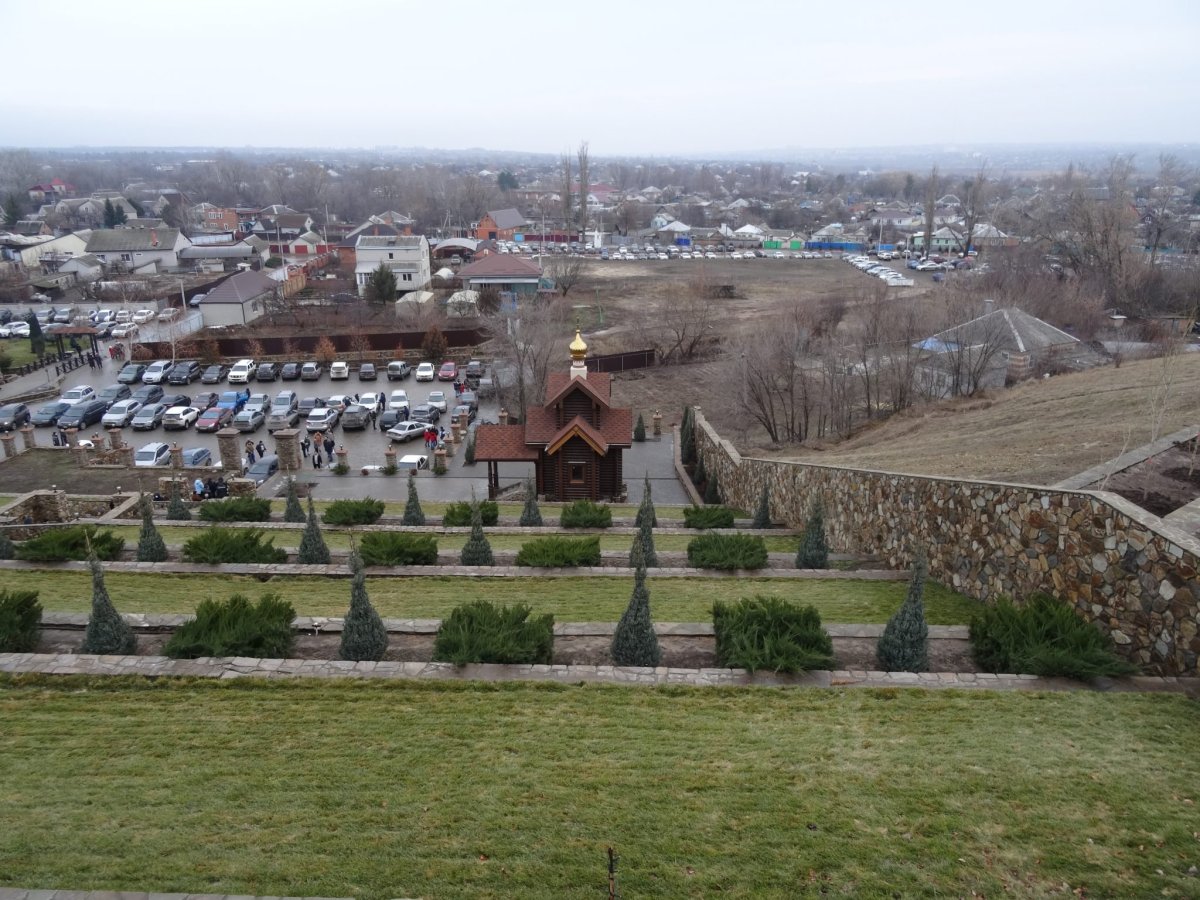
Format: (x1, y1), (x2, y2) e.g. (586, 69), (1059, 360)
(3, 652), (1196, 696)
(1053, 425), (1199, 490)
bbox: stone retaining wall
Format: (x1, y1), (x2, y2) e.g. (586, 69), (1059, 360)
(690, 408), (1200, 676)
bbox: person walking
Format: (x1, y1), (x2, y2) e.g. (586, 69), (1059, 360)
(245, 450), (256, 471)
(323, 435), (335, 464)
(300, 435), (310, 458)
(255, 440), (266, 459)
(244, 439), (255, 459)
(312, 449), (323, 470)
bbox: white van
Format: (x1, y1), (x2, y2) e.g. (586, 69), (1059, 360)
(228, 359), (257, 384)
(141, 360), (173, 384)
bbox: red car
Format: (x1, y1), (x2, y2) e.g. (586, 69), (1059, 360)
(195, 406), (235, 433)
(438, 361), (458, 381)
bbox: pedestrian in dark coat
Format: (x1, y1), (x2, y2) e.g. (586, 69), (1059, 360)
(324, 435), (335, 463)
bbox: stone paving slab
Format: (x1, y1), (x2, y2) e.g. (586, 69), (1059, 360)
(2, 652), (1195, 696)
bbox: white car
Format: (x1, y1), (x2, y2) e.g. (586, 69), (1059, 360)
(386, 420), (427, 443)
(387, 390), (409, 410)
(329, 361), (350, 380)
(141, 360), (173, 384)
(134, 441), (171, 467)
(426, 390), (448, 413)
(0, 322), (30, 338)
(325, 394), (352, 414)
(111, 323), (139, 339)
(60, 385), (96, 404)
(414, 362), (435, 382)
(162, 406), (200, 430)
(359, 392), (384, 411)
(101, 400), (142, 427)
(131, 309), (157, 325)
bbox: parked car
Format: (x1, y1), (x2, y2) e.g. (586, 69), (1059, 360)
(1, 322), (31, 338)
(415, 362), (435, 381)
(329, 361), (350, 380)
(195, 406), (235, 433)
(167, 361), (202, 385)
(386, 420), (427, 443)
(131, 309), (157, 325)
(101, 400), (142, 428)
(359, 391), (385, 411)
(255, 362), (279, 382)
(30, 401), (72, 427)
(157, 307), (180, 322)
(60, 385), (96, 405)
(298, 396), (325, 415)
(386, 361), (411, 381)
(305, 407), (339, 432)
(131, 385), (164, 405)
(266, 408), (300, 431)
(162, 406), (201, 430)
(450, 404), (476, 425)
(387, 390), (409, 410)
(141, 360), (173, 384)
(357, 362), (377, 381)
(300, 362), (322, 381)
(0, 403), (31, 431)
(244, 393), (270, 413)
(192, 391), (220, 411)
(397, 454), (429, 471)
(410, 404), (440, 425)
(96, 384), (132, 409)
(438, 361), (458, 381)
(58, 400), (107, 429)
(233, 408), (266, 432)
(201, 364), (229, 384)
(180, 447), (212, 467)
(131, 402), (170, 431)
(216, 389), (249, 412)
(227, 359), (257, 384)
(340, 404), (371, 430)
(426, 390), (448, 413)
(458, 390), (479, 412)
(133, 442), (172, 467)
(280, 362), (302, 381)
(378, 408), (405, 431)
(246, 454), (280, 485)
(324, 394), (353, 414)
(465, 360), (486, 379)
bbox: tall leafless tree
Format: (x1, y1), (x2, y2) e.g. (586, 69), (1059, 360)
(577, 141), (590, 237)
(560, 153), (573, 237)
(921, 164), (940, 258)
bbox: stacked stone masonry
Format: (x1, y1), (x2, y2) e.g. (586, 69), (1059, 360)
(690, 408), (1200, 675)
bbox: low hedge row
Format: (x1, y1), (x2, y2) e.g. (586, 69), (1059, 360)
(443, 501), (499, 527)
(683, 506), (736, 529)
(164, 593), (295, 659)
(15, 526), (124, 562)
(515, 536), (602, 568)
(198, 497), (272, 523)
(0, 589), (42, 652)
(433, 600), (553, 665)
(712, 595), (834, 673)
(559, 500), (612, 528)
(686, 533), (768, 570)
(322, 499), (385, 526)
(181, 528), (288, 565)
(359, 532), (438, 567)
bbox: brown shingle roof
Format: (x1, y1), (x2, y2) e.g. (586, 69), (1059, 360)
(457, 254), (542, 280)
(474, 424), (539, 461)
(546, 371), (609, 403)
(524, 404), (632, 450)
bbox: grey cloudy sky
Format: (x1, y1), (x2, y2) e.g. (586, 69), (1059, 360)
(2, 0), (1197, 155)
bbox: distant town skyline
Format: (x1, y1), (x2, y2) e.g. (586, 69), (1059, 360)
(2, 0), (1198, 155)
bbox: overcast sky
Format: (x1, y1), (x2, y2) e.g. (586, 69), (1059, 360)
(2, 0), (1197, 156)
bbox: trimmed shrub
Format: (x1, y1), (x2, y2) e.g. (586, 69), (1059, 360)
(970, 593), (1138, 679)
(0, 589), (42, 652)
(332, 462), (350, 476)
(519, 479), (543, 527)
(322, 498), (385, 526)
(877, 552), (929, 673)
(359, 532), (438, 567)
(136, 495), (168, 563)
(559, 499), (612, 529)
(635, 472), (657, 528)
(628, 516), (657, 568)
(712, 595), (834, 673)
(198, 496), (272, 523)
(704, 470), (721, 504)
(432, 600), (553, 665)
(283, 479), (305, 523)
(515, 535), (601, 568)
(16, 526), (124, 562)
(164, 593), (295, 660)
(460, 500), (495, 566)
(686, 533), (768, 570)
(751, 485), (772, 529)
(633, 413), (646, 442)
(80, 554), (136, 655)
(339, 552), (388, 661)
(683, 505), (735, 529)
(463, 434), (476, 464)
(402, 471), (425, 526)
(796, 501), (829, 569)
(443, 500), (499, 527)
(166, 481), (191, 520)
(0, 529), (16, 560)
(611, 568), (661, 667)
(181, 527), (288, 564)
(297, 497), (330, 565)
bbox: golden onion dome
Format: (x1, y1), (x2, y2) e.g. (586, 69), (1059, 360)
(569, 329), (588, 360)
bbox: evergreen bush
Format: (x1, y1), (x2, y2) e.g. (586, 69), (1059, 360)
(704, 470), (721, 504)
(443, 500), (499, 526)
(181, 527), (288, 564)
(135, 494), (168, 562)
(796, 501), (829, 570)
(79, 554), (136, 655)
(611, 567), (661, 667)
(970, 593), (1138, 679)
(163, 593), (295, 659)
(16, 526), (124, 562)
(519, 479), (543, 527)
(712, 595), (834, 673)
(198, 496), (272, 523)
(680, 406), (696, 464)
(402, 471), (425, 526)
(635, 472), (657, 528)
(359, 532), (438, 566)
(297, 498), (331, 565)
(686, 533), (768, 570)
(322, 498), (385, 526)
(633, 413), (646, 442)
(559, 499), (612, 528)
(692, 456), (707, 487)
(628, 515), (657, 568)
(463, 434), (476, 464)
(432, 600), (553, 665)
(877, 552), (929, 672)
(0, 589), (42, 652)
(515, 535), (601, 567)
(683, 505), (735, 529)
(751, 485), (772, 529)
(165, 481), (191, 520)
(332, 462), (350, 476)
(283, 479), (305, 523)
(0, 529), (14, 560)
(338, 552), (388, 661)
(459, 499), (495, 566)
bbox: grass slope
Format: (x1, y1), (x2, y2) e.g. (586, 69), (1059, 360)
(0, 678), (1196, 899)
(15, 570), (978, 624)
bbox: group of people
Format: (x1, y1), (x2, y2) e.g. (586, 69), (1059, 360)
(191, 476), (229, 501)
(423, 426), (447, 450)
(244, 439), (267, 469)
(106, 344), (126, 362)
(300, 432), (337, 470)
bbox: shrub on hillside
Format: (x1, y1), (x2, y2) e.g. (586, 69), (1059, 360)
(611, 568), (660, 667)
(339, 552), (388, 662)
(432, 600), (553, 665)
(359, 532), (438, 567)
(877, 552), (929, 672)
(796, 501), (829, 569)
(460, 499), (495, 566)
(970, 593), (1138, 680)
(751, 485), (772, 529)
(686, 533), (768, 570)
(712, 595), (834, 673)
(297, 497), (330, 565)
(322, 498), (385, 526)
(164, 593), (295, 659)
(0, 589), (42, 652)
(515, 535), (602, 568)
(136, 495), (168, 563)
(79, 553), (135, 655)
(559, 499), (612, 529)
(683, 505), (735, 529)
(443, 500), (498, 527)
(16, 526), (124, 562)
(519, 479), (543, 527)
(402, 471), (425, 526)
(198, 497), (272, 523)
(181, 527), (288, 564)
(283, 479), (306, 523)
(166, 481), (191, 520)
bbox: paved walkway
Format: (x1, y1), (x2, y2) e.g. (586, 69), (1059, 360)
(3, 651), (1196, 695)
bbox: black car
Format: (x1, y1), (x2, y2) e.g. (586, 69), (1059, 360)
(357, 363), (377, 381)
(255, 362), (279, 382)
(167, 361), (202, 385)
(132, 385), (164, 405)
(298, 396), (326, 414)
(160, 393), (191, 409)
(58, 400), (107, 429)
(410, 404), (440, 425)
(200, 364), (229, 384)
(341, 404), (372, 430)
(192, 391), (220, 411)
(378, 408), (404, 431)
(116, 363), (148, 384)
(280, 362), (302, 381)
(0, 403), (31, 431)
(30, 401), (72, 426)
(96, 384), (132, 409)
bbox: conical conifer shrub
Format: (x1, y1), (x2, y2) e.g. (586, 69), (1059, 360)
(611, 566), (661, 667)
(752, 485), (771, 529)
(402, 471), (425, 526)
(297, 497), (330, 565)
(165, 481), (191, 520)
(283, 478), (305, 523)
(79, 552), (135, 655)
(635, 472), (657, 528)
(135, 494), (168, 562)
(519, 478), (543, 526)
(877, 551), (930, 672)
(796, 500), (829, 570)
(460, 496), (495, 566)
(628, 515), (657, 568)
(339, 550), (388, 661)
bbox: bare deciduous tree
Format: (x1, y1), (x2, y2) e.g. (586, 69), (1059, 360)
(577, 141), (589, 236)
(560, 153), (573, 235)
(632, 271), (720, 365)
(542, 254), (586, 298)
(488, 297), (571, 422)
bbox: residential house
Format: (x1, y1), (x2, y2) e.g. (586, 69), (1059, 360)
(911, 226), (965, 255)
(27, 179), (75, 204)
(0, 231), (90, 268)
(12, 220), (50, 237)
(354, 234), (430, 297)
(198, 269), (278, 328)
(192, 203), (240, 233)
(456, 253), (542, 296)
(178, 240), (270, 272)
(85, 228), (190, 272)
(473, 208), (528, 241)
(58, 254), (105, 283)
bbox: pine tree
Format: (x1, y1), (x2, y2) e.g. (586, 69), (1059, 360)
(2, 194), (22, 229)
(460, 496), (495, 566)
(26, 313), (44, 359)
(752, 484), (771, 529)
(339, 550), (388, 661)
(283, 478), (305, 523)
(680, 406), (696, 465)
(135, 494), (168, 562)
(628, 515), (657, 568)
(165, 481), (191, 520)
(704, 470), (721, 505)
(114, 203), (127, 225)
(79, 553), (136, 655)
(635, 472), (657, 528)
(402, 471), (425, 526)
(298, 497), (331, 564)
(877, 551), (929, 672)
(611, 566), (661, 667)
(796, 500), (829, 570)
(633, 413), (646, 442)
(463, 433), (476, 464)
(103, 198), (117, 228)
(519, 478), (543, 526)
(0, 528), (15, 560)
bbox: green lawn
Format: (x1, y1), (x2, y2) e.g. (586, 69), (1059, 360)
(271, 499), (697, 520)
(16, 570), (978, 623)
(0, 678), (1195, 899)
